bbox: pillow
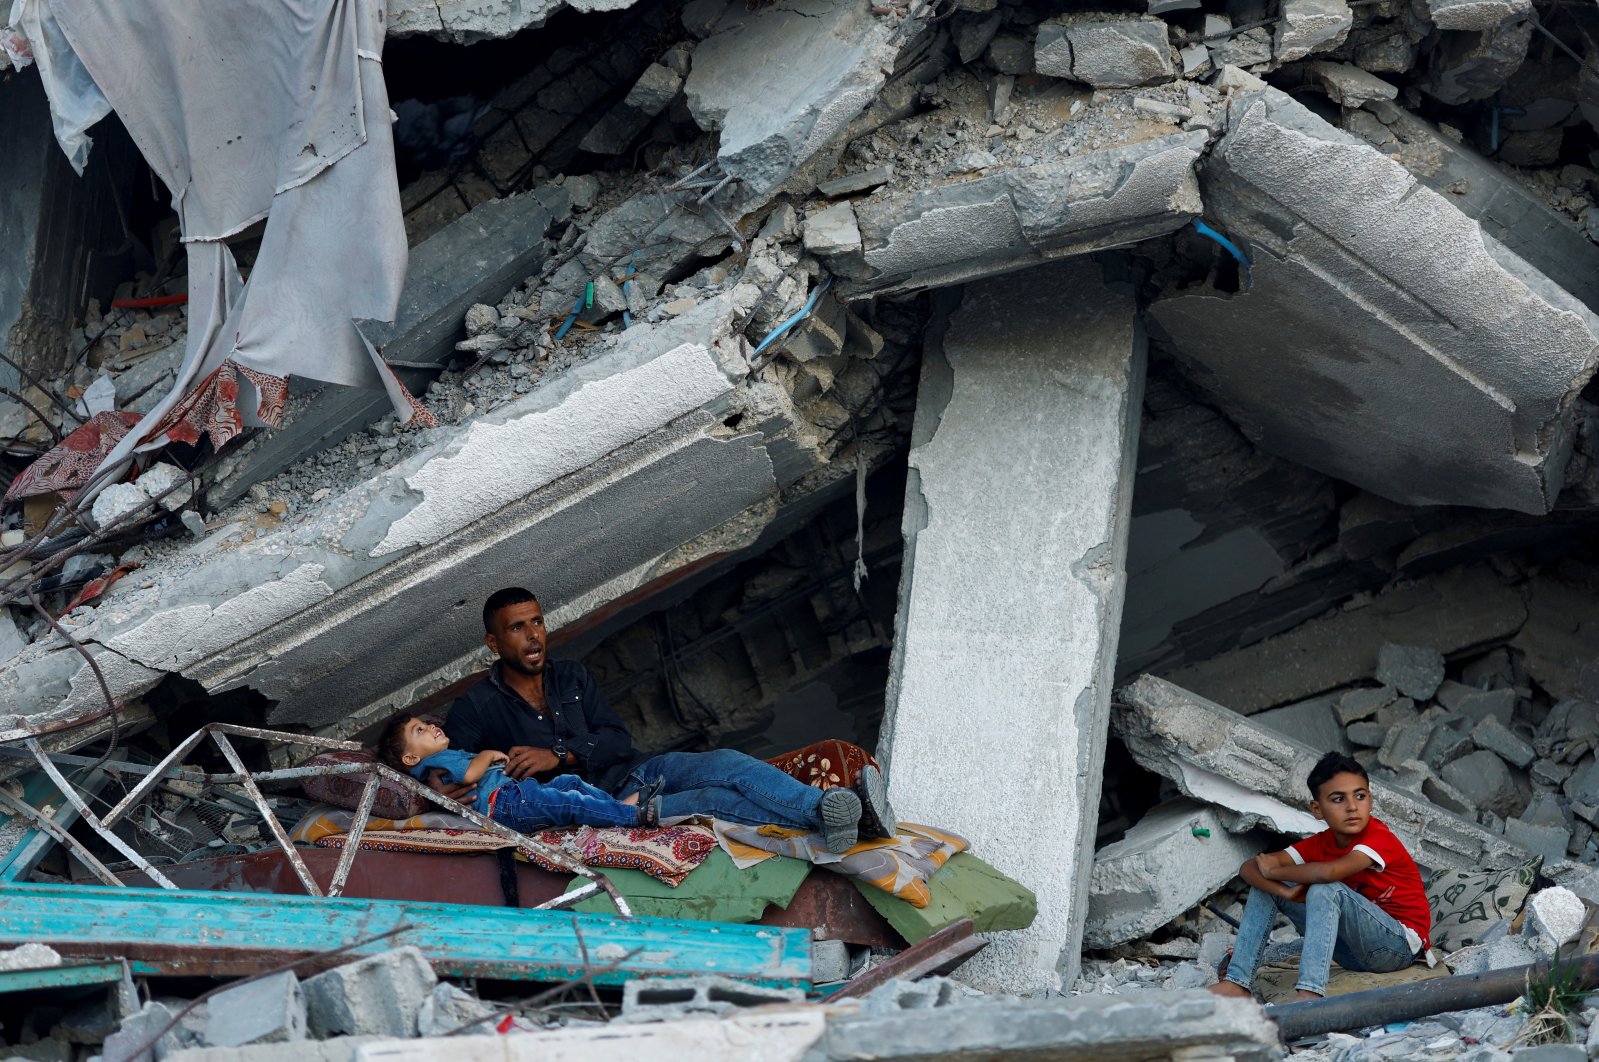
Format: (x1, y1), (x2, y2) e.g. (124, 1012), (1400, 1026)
(299, 749), (428, 820)
(1425, 856), (1542, 951)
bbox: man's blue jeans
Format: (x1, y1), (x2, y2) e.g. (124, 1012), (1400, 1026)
(491, 775), (639, 830)
(1224, 883), (1415, 995)
(619, 749), (824, 829)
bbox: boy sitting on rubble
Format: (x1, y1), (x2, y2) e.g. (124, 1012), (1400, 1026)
(1209, 751), (1431, 1001)
(378, 715), (655, 831)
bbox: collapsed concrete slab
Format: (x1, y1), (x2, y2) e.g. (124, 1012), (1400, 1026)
(845, 131), (1206, 298)
(1354, 101), (1599, 314)
(0, 288), (875, 739)
(358, 991), (1278, 1062)
(1150, 80), (1599, 514)
(1084, 798), (1271, 949)
(1115, 675), (1531, 871)
(1161, 562), (1527, 713)
(877, 258), (1145, 994)
(205, 186), (572, 510)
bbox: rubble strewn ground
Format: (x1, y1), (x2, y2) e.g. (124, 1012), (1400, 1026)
(6, 0), (1599, 1054)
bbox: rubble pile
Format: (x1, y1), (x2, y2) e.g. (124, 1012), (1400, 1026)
(5, 0), (1599, 1051)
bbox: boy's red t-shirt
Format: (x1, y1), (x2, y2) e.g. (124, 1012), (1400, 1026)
(1286, 815), (1431, 951)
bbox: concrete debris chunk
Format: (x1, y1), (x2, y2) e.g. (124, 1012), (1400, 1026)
(302, 946), (437, 1039)
(1472, 715), (1536, 769)
(1522, 886), (1586, 953)
(202, 972), (306, 1048)
(1438, 683), (1517, 727)
(1085, 799), (1270, 948)
(1305, 61), (1398, 107)
(624, 63), (684, 116)
(684, 0), (904, 193)
(1504, 815), (1571, 867)
(1336, 685), (1396, 725)
(816, 165), (893, 199)
(802, 201), (863, 258)
(0, 943), (60, 970)
(1440, 750), (1521, 820)
(1115, 676), (1531, 871)
(1375, 643), (1446, 701)
(135, 464), (194, 513)
(463, 303), (499, 336)
(1425, 0), (1533, 32)
(618, 975), (804, 1023)
(417, 982), (494, 1037)
(1036, 16), (1175, 88)
(1275, 0), (1353, 63)
(90, 481), (151, 529)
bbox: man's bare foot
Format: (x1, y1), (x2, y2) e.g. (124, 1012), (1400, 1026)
(1208, 981), (1252, 999)
(1291, 989), (1323, 1002)
(621, 792), (640, 806)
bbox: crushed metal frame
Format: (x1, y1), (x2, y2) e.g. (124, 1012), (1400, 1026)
(12, 721), (632, 915)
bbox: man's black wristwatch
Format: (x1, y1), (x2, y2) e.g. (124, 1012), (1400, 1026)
(551, 742), (570, 765)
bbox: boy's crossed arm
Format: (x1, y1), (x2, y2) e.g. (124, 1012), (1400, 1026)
(1240, 849), (1374, 902)
(456, 750), (509, 785)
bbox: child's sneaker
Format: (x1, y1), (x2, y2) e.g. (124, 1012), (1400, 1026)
(818, 788), (862, 853)
(852, 765), (897, 840)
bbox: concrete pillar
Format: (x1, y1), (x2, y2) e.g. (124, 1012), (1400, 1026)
(878, 257), (1146, 994)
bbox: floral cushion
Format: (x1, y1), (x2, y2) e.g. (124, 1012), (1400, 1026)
(298, 749), (428, 820)
(1425, 856), (1542, 952)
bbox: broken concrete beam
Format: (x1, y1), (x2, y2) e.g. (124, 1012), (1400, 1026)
(684, 0), (910, 194)
(302, 947), (436, 1039)
(1149, 82), (1599, 515)
(1114, 675), (1532, 871)
(1358, 102), (1599, 315)
(1034, 15), (1175, 88)
(367, 992), (1278, 1061)
(847, 131), (1205, 298)
(878, 258), (1145, 994)
(1161, 563), (1527, 713)
(206, 186), (571, 510)
(0, 289), (869, 737)
(1084, 799), (1270, 949)
(820, 991), (1279, 1062)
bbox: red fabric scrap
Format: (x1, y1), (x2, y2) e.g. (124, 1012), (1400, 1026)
(60, 561), (139, 613)
(2, 410), (143, 503)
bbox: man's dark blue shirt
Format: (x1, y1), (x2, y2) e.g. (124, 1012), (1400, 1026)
(444, 660), (643, 793)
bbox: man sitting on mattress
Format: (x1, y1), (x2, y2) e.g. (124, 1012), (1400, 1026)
(432, 587), (896, 852)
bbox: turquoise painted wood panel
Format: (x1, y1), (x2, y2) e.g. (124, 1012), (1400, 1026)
(0, 883), (811, 988)
(0, 961), (125, 994)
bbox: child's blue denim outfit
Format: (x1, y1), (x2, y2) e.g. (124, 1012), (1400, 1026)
(1224, 883), (1415, 996)
(410, 749), (638, 830)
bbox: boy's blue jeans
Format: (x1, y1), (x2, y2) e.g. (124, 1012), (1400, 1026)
(1224, 883), (1416, 996)
(620, 749), (825, 829)
(491, 775), (639, 831)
